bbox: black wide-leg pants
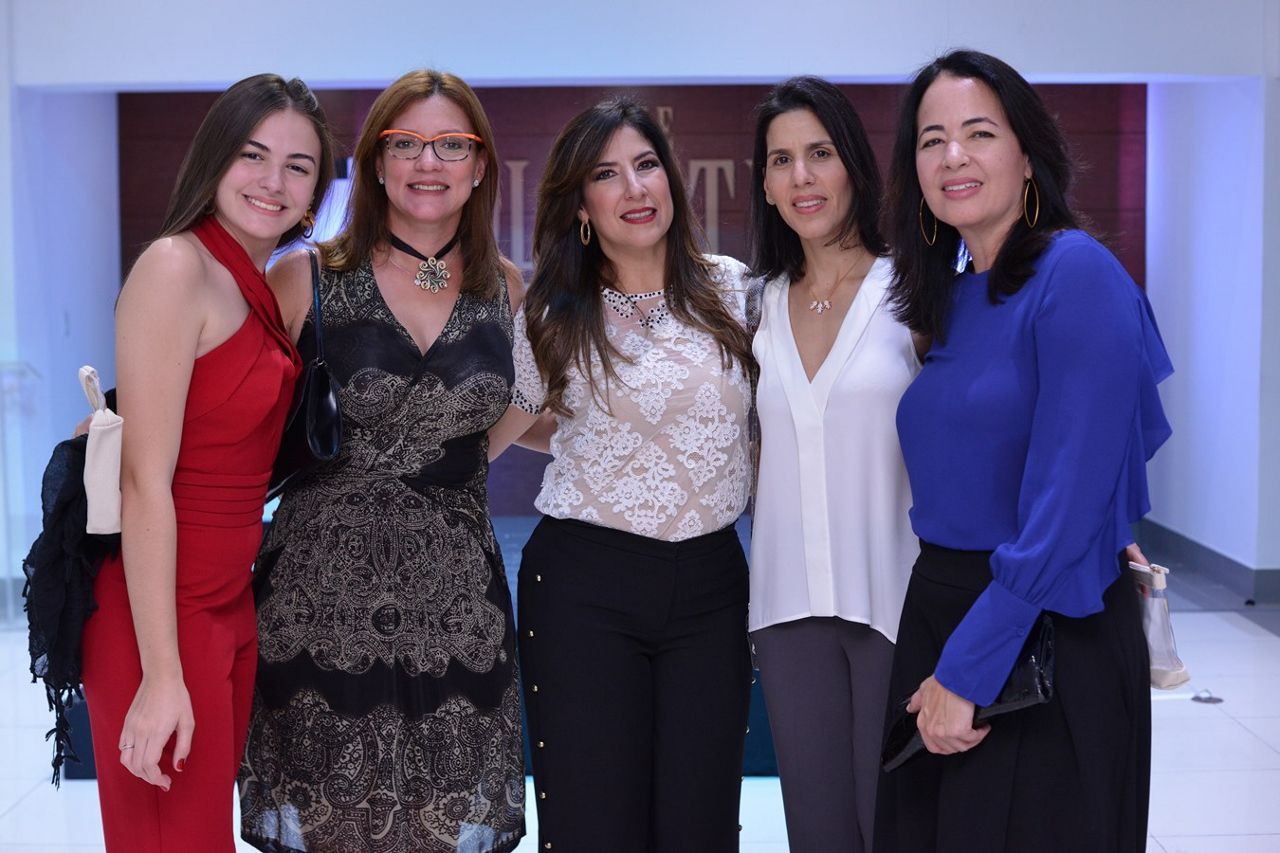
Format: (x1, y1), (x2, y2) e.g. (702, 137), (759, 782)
(875, 542), (1151, 853)
(518, 516), (751, 853)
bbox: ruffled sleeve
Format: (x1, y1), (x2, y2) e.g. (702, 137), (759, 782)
(510, 304), (547, 415)
(934, 237), (1172, 705)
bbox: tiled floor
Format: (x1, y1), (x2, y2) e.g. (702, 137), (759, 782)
(3, 541), (1280, 850)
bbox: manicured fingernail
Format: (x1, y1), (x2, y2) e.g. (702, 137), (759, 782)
(175, 759), (186, 772)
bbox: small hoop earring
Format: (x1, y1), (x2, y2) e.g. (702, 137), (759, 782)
(918, 197), (937, 247)
(1023, 177), (1040, 229)
(301, 210), (316, 239)
(579, 219), (591, 246)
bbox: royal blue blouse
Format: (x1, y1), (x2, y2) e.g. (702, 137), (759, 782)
(896, 230), (1172, 705)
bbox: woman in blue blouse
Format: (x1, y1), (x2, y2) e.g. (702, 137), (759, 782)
(876, 50), (1172, 852)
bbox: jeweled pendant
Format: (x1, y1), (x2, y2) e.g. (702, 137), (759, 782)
(809, 299), (832, 314)
(413, 257), (451, 293)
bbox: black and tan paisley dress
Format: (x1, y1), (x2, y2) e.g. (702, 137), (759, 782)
(239, 260), (525, 853)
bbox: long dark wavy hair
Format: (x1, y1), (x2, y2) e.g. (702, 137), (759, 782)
(524, 97), (755, 416)
(322, 69), (502, 297)
(886, 49), (1079, 341)
(159, 74), (337, 247)
(749, 76), (888, 280)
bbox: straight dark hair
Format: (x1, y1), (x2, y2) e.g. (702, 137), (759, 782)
(886, 50), (1079, 341)
(159, 74), (337, 247)
(524, 96), (755, 416)
(323, 69), (502, 297)
(749, 76), (888, 281)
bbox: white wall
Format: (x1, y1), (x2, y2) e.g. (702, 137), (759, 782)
(2, 90), (119, 583)
(8, 0), (1276, 89)
(0, 0), (15, 357)
(1255, 3), (1280, 567)
(1139, 2), (1280, 578)
(1145, 80), (1265, 569)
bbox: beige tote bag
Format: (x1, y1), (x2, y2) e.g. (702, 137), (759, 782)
(79, 365), (122, 534)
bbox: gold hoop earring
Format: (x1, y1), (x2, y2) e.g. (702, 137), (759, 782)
(579, 219), (591, 246)
(918, 197), (937, 247)
(301, 210), (316, 239)
(1023, 178), (1040, 229)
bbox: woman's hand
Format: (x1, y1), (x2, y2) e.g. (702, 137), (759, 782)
(118, 670), (194, 791)
(73, 415), (92, 438)
(1125, 542), (1149, 567)
(907, 675), (990, 755)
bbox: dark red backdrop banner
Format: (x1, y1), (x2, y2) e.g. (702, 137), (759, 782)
(118, 83), (1145, 285)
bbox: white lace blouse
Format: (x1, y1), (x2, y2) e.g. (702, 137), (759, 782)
(511, 255), (753, 542)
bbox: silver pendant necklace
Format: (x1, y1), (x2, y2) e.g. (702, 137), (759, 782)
(388, 232), (459, 294)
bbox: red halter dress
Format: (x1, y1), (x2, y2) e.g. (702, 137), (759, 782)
(81, 217), (300, 852)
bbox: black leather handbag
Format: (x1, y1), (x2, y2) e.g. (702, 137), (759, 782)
(882, 613), (1055, 772)
(267, 251), (341, 501)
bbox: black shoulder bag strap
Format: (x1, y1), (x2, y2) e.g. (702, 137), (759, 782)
(308, 250), (325, 362)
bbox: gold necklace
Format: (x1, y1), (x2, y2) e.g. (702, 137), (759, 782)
(806, 257), (867, 314)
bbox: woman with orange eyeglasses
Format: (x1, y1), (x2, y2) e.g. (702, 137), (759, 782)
(237, 69), (527, 853)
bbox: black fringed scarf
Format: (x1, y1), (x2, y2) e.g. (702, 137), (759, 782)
(22, 432), (120, 785)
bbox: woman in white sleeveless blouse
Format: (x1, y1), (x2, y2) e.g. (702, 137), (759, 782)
(489, 98), (756, 853)
(746, 77), (923, 853)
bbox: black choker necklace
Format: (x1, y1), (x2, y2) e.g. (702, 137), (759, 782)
(388, 232), (460, 294)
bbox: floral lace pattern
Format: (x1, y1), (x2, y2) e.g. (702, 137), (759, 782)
(512, 255), (752, 541)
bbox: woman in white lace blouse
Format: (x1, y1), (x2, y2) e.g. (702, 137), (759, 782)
(489, 97), (756, 853)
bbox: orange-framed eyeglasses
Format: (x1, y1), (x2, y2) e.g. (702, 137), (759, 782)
(377, 129), (483, 162)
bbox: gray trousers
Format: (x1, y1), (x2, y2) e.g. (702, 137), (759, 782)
(751, 616), (895, 853)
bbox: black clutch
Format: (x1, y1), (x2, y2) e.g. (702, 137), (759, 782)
(267, 251), (341, 501)
(882, 613), (1055, 772)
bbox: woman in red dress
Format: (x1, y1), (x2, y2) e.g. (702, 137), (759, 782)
(79, 74), (336, 853)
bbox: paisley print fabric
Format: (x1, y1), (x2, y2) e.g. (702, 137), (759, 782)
(511, 255), (753, 542)
(239, 261), (524, 853)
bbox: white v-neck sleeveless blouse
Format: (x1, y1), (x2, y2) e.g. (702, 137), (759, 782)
(748, 256), (920, 639)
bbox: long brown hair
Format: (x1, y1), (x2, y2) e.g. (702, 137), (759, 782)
(322, 69), (501, 296)
(525, 97), (755, 416)
(159, 74), (337, 247)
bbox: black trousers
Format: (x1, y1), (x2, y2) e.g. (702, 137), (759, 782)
(875, 542), (1151, 853)
(518, 516), (751, 853)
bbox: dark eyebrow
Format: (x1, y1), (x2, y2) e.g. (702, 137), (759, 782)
(765, 139), (835, 159)
(632, 149), (658, 162)
(245, 138), (317, 165)
(918, 116), (997, 140)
